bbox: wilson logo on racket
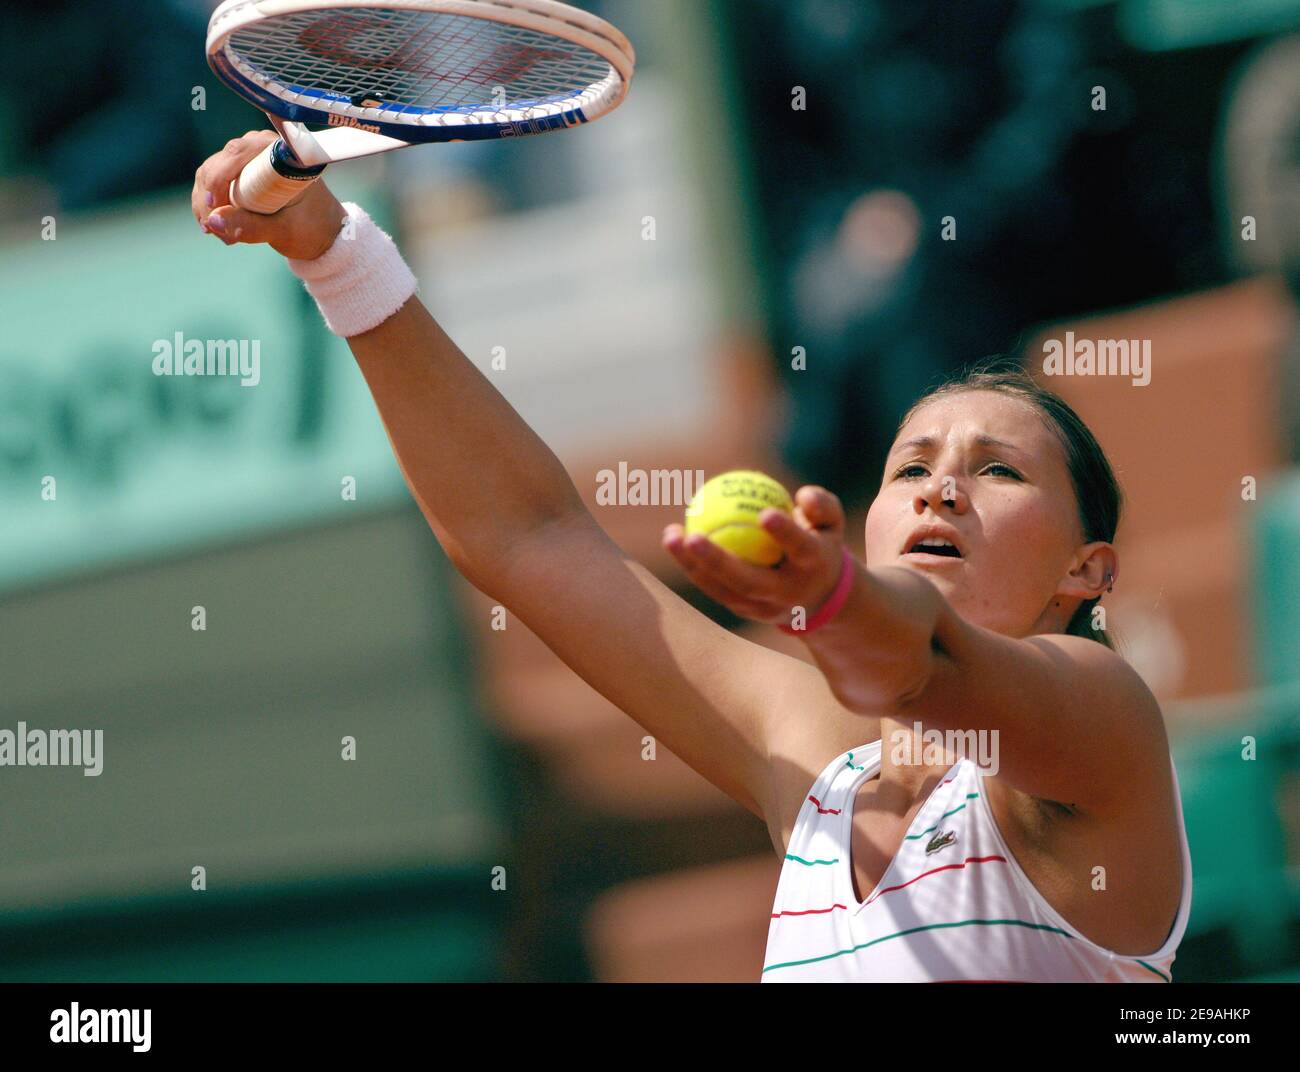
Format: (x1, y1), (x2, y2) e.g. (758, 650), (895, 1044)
(298, 14), (407, 70)
(297, 13), (574, 81)
(326, 114), (382, 134)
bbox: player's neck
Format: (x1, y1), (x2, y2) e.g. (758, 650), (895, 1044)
(875, 718), (960, 802)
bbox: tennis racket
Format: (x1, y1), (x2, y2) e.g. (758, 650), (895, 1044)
(206, 0), (636, 214)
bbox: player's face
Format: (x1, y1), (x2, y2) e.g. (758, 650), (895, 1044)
(863, 390), (1087, 638)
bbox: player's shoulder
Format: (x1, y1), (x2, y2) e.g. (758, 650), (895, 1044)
(1024, 632), (1164, 722)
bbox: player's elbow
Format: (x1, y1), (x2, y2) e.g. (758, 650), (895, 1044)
(454, 506), (600, 601)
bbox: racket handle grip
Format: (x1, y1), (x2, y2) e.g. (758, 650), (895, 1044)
(230, 140), (328, 215)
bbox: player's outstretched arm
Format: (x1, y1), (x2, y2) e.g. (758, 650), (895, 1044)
(665, 487), (1169, 818)
(193, 134), (872, 834)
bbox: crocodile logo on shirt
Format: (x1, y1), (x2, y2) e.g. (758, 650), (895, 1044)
(925, 830), (957, 855)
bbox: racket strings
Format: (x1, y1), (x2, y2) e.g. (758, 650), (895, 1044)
(227, 8), (612, 116)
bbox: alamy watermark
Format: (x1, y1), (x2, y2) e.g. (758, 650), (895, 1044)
(0, 722), (103, 776)
(595, 463), (705, 506)
(1041, 332), (1150, 386)
(50, 1004), (150, 1052)
(152, 331), (261, 387)
(888, 723), (999, 776)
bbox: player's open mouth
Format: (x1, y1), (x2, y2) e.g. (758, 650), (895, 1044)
(904, 538), (962, 557)
(901, 525), (966, 563)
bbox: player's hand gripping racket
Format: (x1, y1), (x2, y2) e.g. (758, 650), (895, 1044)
(206, 0), (636, 214)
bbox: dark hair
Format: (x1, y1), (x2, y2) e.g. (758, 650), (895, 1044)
(897, 361), (1122, 649)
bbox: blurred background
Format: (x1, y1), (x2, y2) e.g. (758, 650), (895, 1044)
(1, 0), (1298, 982)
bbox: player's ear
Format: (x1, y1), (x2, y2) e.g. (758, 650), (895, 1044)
(1059, 541), (1116, 601)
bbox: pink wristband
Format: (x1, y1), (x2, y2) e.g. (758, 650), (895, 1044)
(777, 548), (856, 636)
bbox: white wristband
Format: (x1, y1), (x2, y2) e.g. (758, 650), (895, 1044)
(287, 202), (417, 338)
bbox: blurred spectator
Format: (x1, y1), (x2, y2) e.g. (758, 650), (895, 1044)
(722, 0), (1252, 503)
(0, 0), (253, 221)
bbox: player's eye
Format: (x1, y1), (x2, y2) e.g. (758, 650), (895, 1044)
(982, 462), (1021, 479)
(894, 463), (928, 480)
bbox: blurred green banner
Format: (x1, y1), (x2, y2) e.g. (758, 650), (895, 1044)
(0, 187), (409, 596)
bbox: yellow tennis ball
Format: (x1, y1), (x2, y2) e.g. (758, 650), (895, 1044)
(684, 470), (794, 566)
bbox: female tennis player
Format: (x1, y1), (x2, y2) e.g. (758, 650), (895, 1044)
(192, 133), (1190, 982)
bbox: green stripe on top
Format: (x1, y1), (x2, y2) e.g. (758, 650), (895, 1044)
(904, 794), (979, 839)
(1136, 959), (1172, 982)
(762, 918), (1076, 974)
(844, 752), (866, 771)
(785, 854), (839, 866)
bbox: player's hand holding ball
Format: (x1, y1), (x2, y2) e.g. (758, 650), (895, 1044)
(191, 131), (347, 261)
(663, 470), (849, 630)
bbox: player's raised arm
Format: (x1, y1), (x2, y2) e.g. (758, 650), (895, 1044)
(193, 136), (869, 831)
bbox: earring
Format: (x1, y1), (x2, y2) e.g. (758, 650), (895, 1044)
(1104, 570), (1114, 593)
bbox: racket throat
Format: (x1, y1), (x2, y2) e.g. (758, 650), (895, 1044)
(268, 138), (327, 179)
(276, 116), (409, 168)
(268, 118), (325, 174)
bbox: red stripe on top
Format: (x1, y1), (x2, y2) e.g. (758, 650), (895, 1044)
(861, 855), (1009, 909)
(771, 856), (1008, 920)
(771, 903), (851, 920)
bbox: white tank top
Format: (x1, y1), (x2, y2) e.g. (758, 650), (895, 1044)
(762, 740), (1192, 982)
